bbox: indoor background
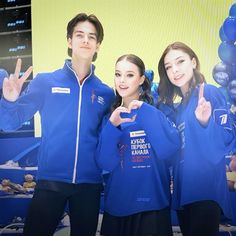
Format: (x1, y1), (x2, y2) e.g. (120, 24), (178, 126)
(31, 0), (234, 135)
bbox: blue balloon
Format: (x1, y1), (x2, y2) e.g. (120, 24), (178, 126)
(218, 42), (236, 64)
(151, 82), (158, 105)
(145, 70), (154, 83)
(212, 62), (231, 87)
(231, 64), (236, 79)
(0, 69), (9, 89)
(228, 79), (236, 103)
(144, 69), (159, 105)
(219, 26), (230, 42)
(218, 86), (232, 108)
(229, 3), (236, 17)
(223, 16), (236, 42)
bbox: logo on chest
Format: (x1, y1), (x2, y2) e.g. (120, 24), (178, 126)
(51, 87), (70, 94)
(91, 89), (105, 105)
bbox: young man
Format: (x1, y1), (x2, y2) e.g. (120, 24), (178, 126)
(0, 13), (114, 236)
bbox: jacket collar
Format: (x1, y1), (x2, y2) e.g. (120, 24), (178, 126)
(64, 59), (95, 81)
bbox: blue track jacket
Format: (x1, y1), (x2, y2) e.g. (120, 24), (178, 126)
(171, 84), (235, 219)
(0, 60), (115, 184)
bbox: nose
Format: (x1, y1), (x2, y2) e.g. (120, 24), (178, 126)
(120, 75), (125, 83)
(83, 35), (89, 44)
(172, 64), (179, 73)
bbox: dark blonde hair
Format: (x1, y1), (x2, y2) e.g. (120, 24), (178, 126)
(112, 54), (153, 111)
(157, 42), (206, 106)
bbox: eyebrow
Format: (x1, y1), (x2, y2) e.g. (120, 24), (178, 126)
(74, 30), (97, 36)
(126, 70), (135, 73)
(115, 70), (135, 74)
(115, 70), (135, 73)
(164, 56), (183, 66)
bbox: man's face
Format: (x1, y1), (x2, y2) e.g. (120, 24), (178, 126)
(68, 21), (100, 61)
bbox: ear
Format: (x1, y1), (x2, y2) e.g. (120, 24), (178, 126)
(139, 75), (145, 85)
(67, 38), (72, 49)
(192, 57), (197, 69)
(96, 42), (101, 53)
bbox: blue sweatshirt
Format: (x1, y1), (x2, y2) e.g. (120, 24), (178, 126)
(96, 103), (180, 216)
(171, 84), (234, 219)
(0, 60), (115, 184)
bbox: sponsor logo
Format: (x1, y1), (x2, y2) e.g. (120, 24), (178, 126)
(130, 130), (146, 138)
(219, 114), (228, 125)
(98, 96), (105, 105)
(91, 89), (97, 103)
(91, 90), (105, 105)
(51, 87), (70, 94)
(214, 109), (231, 129)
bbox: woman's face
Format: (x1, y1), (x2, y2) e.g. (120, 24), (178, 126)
(164, 49), (196, 95)
(114, 59), (144, 102)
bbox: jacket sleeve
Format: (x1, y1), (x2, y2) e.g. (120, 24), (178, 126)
(96, 118), (123, 172)
(189, 85), (235, 164)
(230, 111), (236, 153)
(0, 74), (44, 131)
(135, 102), (180, 160)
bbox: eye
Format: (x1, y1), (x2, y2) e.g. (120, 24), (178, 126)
(165, 66), (171, 71)
(177, 59), (185, 64)
(127, 73), (134, 78)
(76, 33), (84, 38)
(89, 35), (97, 40)
(115, 72), (121, 77)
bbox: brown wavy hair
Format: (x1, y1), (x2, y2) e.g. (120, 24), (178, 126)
(157, 42), (206, 106)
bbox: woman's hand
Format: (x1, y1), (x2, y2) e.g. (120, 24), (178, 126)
(194, 83), (212, 126)
(128, 100), (143, 111)
(109, 100), (143, 127)
(109, 106), (135, 127)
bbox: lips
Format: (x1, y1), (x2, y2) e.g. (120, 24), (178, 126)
(119, 85), (128, 89)
(80, 46), (90, 49)
(174, 74), (184, 80)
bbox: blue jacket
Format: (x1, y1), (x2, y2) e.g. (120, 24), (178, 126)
(171, 84), (234, 219)
(230, 111), (236, 153)
(96, 103), (180, 216)
(0, 60), (115, 184)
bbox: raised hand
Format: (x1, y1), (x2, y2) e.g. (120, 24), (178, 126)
(3, 58), (33, 102)
(109, 106), (136, 127)
(194, 83), (212, 126)
(230, 104), (236, 114)
(128, 100), (143, 111)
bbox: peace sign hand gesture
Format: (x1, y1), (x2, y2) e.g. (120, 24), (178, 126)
(3, 58), (33, 102)
(194, 83), (212, 126)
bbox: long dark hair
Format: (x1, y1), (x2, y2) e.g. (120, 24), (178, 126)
(157, 42), (206, 106)
(112, 54), (153, 111)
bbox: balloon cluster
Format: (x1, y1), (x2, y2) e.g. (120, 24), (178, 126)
(213, 3), (236, 105)
(145, 69), (158, 105)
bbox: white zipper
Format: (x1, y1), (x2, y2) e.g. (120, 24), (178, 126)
(66, 63), (93, 183)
